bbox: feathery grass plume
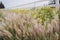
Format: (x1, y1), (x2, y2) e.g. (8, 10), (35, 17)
(0, 11), (46, 40)
(0, 9), (60, 40)
(46, 14), (59, 40)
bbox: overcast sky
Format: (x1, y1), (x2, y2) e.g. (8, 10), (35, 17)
(0, 0), (49, 9)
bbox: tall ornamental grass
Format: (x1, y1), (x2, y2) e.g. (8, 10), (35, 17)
(0, 7), (60, 40)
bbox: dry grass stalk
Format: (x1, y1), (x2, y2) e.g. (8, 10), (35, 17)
(0, 10), (60, 40)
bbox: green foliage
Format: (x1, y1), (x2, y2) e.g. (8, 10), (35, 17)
(11, 9), (30, 14)
(58, 9), (60, 20)
(10, 7), (56, 24)
(32, 7), (55, 24)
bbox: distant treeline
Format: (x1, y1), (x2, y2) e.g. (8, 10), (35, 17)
(0, 2), (5, 8)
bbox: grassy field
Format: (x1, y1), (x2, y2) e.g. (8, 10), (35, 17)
(0, 7), (60, 40)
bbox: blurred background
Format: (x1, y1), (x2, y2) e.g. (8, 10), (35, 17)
(0, 0), (59, 9)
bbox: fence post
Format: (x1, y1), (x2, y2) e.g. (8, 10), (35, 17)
(55, 0), (59, 12)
